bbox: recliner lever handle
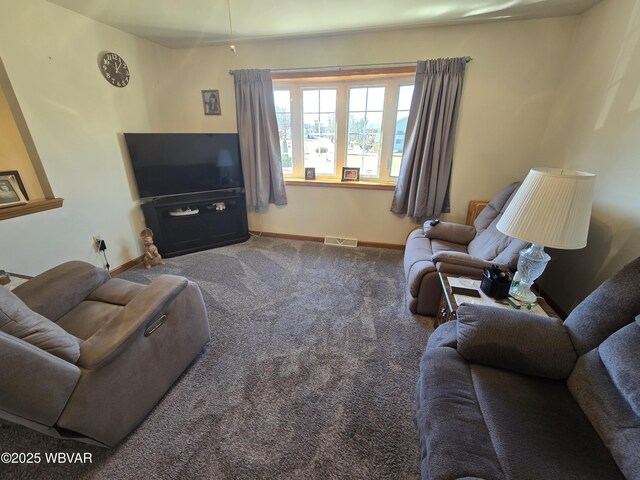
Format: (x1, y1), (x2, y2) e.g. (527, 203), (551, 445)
(144, 314), (167, 337)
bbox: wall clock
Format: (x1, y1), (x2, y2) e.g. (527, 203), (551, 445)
(99, 52), (130, 87)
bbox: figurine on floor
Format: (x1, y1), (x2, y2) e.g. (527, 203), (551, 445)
(140, 228), (165, 269)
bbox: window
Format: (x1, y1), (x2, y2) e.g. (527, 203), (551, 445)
(273, 71), (415, 183)
(303, 89), (336, 175)
(347, 87), (385, 177)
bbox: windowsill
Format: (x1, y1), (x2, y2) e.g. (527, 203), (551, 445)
(285, 178), (396, 191)
(0, 198), (64, 221)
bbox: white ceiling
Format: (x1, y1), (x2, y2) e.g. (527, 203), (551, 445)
(46, 0), (601, 49)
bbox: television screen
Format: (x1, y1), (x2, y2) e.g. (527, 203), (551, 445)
(124, 133), (243, 198)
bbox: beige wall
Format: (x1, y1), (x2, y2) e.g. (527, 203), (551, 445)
(160, 18), (577, 244)
(0, 0), (171, 275)
(0, 86), (44, 199)
(538, 0), (640, 311)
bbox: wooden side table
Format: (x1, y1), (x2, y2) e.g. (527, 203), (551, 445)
(437, 272), (559, 326)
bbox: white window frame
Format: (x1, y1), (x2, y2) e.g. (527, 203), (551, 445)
(274, 73), (415, 184)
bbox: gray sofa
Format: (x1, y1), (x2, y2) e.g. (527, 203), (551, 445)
(0, 261), (210, 446)
(417, 256), (640, 479)
(404, 182), (528, 316)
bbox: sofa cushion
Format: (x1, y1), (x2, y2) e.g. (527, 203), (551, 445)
(568, 349), (640, 480)
(472, 361), (624, 480)
(56, 301), (123, 341)
(430, 239), (468, 255)
(417, 347), (505, 480)
(599, 321), (640, 417)
(473, 181), (520, 234)
(564, 256), (640, 356)
(468, 182), (521, 261)
(457, 304), (577, 379)
(0, 288), (80, 363)
(87, 278), (145, 306)
(467, 217), (518, 261)
(492, 237), (529, 270)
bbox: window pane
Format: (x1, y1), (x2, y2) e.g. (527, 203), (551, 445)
(320, 89), (336, 111)
(366, 112), (383, 134)
(349, 88), (367, 111)
(397, 84), (414, 110)
(303, 89), (319, 111)
(367, 87), (385, 111)
(274, 90), (292, 173)
(303, 88), (336, 175)
(274, 90), (291, 112)
(347, 86), (385, 177)
(390, 84), (414, 178)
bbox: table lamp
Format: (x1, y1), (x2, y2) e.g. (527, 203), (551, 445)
(496, 168), (595, 303)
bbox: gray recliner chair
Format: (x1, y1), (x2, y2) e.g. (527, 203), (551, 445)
(0, 261), (210, 446)
(404, 182), (529, 316)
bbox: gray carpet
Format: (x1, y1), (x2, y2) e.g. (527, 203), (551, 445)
(0, 237), (434, 479)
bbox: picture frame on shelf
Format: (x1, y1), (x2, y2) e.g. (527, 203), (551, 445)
(0, 172), (27, 208)
(305, 167), (316, 180)
(341, 167), (360, 182)
(0, 170), (28, 200)
(202, 90), (221, 115)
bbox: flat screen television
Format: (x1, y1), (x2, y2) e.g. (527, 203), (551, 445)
(124, 133), (244, 199)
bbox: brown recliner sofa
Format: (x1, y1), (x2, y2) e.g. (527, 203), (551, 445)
(0, 261), (210, 446)
(404, 182), (529, 316)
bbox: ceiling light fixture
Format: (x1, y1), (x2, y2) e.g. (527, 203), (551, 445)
(227, 0), (236, 52)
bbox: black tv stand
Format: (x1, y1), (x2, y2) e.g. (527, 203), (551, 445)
(141, 189), (249, 258)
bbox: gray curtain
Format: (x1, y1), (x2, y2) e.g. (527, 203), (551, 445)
(232, 69), (287, 209)
(390, 57), (467, 220)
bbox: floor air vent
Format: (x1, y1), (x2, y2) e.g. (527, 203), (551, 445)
(324, 236), (358, 248)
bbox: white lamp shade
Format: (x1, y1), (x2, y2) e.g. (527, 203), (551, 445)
(497, 168), (595, 249)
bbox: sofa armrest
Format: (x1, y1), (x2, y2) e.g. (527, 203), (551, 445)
(423, 221), (476, 245)
(432, 251), (510, 271)
(78, 275), (188, 370)
(456, 304), (577, 379)
(13, 261), (111, 322)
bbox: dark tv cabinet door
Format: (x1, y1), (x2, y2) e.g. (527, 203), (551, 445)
(141, 190), (249, 258)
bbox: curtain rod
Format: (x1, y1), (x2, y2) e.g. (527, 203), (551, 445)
(228, 57), (472, 75)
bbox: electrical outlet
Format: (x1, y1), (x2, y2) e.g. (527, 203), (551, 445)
(93, 236), (102, 251)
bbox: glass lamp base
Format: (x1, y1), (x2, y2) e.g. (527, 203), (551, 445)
(509, 282), (539, 304)
(509, 244), (551, 304)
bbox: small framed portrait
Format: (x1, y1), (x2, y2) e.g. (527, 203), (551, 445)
(305, 167), (316, 180)
(202, 90), (221, 115)
(341, 167), (360, 182)
(0, 172), (27, 208)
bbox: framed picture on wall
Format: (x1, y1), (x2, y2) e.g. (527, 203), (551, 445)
(341, 167), (360, 182)
(202, 90), (221, 115)
(0, 172), (27, 208)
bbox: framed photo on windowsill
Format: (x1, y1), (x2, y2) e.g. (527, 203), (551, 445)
(0, 172), (28, 209)
(305, 167), (316, 180)
(341, 167), (360, 182)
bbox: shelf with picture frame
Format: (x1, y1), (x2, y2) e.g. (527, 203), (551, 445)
(0, 57), (63, 221)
